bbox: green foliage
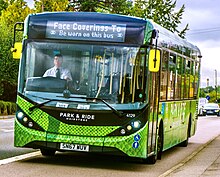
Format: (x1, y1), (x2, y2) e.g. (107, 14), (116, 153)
(0, 0), (31, 101)
(67, 0), (132, 13)
(129, 0), (188, 38)
(200, 86), (220, 103)
(0, 0), (32, 29)
(67, 0), (100, 12)
(0, 0), (8, 15)
(67, 0), (188, 38)
(34, 0), (69, 12)
(0, 100), (16, 115)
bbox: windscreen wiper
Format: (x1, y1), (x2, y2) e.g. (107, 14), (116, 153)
(29, 96), (124, 117)
(29, 99), (55, 111)
(29, 96), (85, 111)
(57, 95), (124, 117)
(85, 97), (125, 118)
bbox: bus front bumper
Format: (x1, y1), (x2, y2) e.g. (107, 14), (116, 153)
(14, 120), (148, 158)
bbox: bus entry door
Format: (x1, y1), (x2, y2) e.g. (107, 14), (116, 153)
(147, 72), (160, 155)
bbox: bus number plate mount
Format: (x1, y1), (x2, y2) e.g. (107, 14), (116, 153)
(60, 143), (89, 152)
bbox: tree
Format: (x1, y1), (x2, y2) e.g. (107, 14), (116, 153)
(0, 0), (8, 15)
(199, 86), (220, 103)
(129, 0), (188, 38)
(67, 0), (100, 12)
(67, 0), (188, 38)
(0, 0), (32, 29)
(0, 0), (32, 101)
(34, 0), (69, 12)
(67, 0), (132, 13)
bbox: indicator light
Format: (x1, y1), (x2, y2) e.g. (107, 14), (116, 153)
(28, 122), (34, 127)
(120, 129), (126, 135)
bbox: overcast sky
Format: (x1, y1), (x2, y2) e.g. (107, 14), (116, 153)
(176, 0), (220, 87)
(25, 0), (220, 87)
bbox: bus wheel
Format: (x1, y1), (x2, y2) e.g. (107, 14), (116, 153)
(142, 148), (157, 164)
(40, 149), (56, 157)
(157, 125), (163, 160)
(145, 154), (157, 164)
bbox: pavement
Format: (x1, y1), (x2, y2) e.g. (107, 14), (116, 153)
(0, 115), (15, 119)
(161, 134), (220, 177)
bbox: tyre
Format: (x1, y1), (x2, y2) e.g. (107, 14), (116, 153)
(40, 149), (56, 157)
(144, 154), (157, 164)
(157, 125), (163, 160)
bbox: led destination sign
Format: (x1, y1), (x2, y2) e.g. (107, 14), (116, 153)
(46, 21), (126, 42)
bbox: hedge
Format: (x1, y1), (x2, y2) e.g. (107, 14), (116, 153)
(0, 100), (16, 116)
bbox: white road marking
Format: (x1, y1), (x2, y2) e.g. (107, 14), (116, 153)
(0, 151), (41, 165)
(0, 129), (14, 133)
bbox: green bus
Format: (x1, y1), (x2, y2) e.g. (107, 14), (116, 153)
(12, 12), (201, 164)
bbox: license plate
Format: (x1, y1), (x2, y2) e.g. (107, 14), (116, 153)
(60, 143), (89, 152)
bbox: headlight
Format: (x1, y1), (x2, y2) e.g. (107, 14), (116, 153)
(118, 121), (142, 135)
(17, 111), (24, 119)
(16, 109), (44, 131)
(132, 121), (141, 129)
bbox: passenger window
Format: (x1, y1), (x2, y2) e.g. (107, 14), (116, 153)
(184, 59), (190, 99)
(167, 53), (176, 100)
(189, 61), (195, 98)
(160, 51), (168, 100)
(175, 56), (182, 100)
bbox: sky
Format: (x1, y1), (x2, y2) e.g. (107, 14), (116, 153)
(25, 0), (220, 87)
(176, 0), (220, 87)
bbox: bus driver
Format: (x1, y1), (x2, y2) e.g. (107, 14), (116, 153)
(43, 54), (72, 81)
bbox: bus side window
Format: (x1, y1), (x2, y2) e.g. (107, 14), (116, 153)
(184, 59), (190, 99)
(160, 50), (168, 100)
(194, 61), (200, 97)
(175, 56), (182, 100)
(189, 60), (195, 98)
(181, 58), (186, 99)
(167, 53), (176, 100)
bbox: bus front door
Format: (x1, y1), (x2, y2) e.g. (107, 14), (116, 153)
(147, 72), (160, 156)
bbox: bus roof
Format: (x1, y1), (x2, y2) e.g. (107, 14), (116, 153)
(150, 21), (201, 57)
(25, 12), (201, 56)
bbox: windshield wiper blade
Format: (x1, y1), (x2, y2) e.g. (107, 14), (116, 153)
(29, 96), (124, 117)
(59, 95), (124, 117)
(85, 97), (124, 118)
(29, 99), (55, 111)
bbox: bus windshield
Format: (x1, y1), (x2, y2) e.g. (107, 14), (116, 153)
(21, 41), (148, 110)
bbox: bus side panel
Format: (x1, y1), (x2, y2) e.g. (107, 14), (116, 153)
(159, 102), (173, 151)
(159, 100), (197, 151)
